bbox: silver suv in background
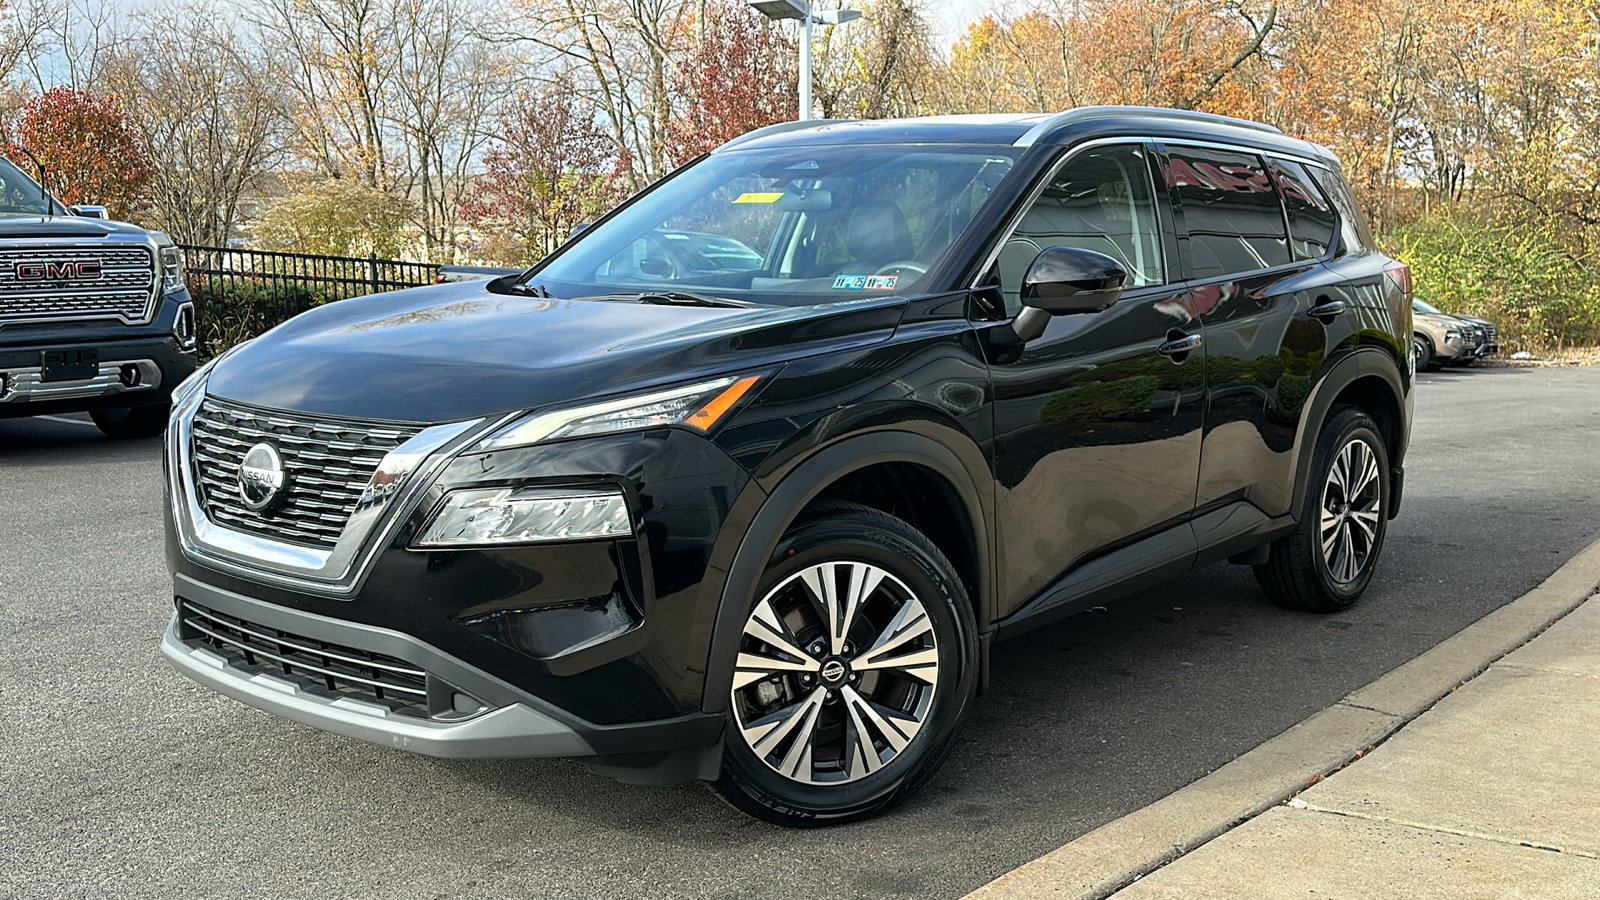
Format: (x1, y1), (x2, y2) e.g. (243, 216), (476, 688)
(1412, 298), (1498, 369)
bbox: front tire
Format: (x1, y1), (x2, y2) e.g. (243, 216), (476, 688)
(90, 401), (170, 439)
(1412, 335), (1434, 371)
(1255, 406), (1389, 612)
(713, 503), (978, 826)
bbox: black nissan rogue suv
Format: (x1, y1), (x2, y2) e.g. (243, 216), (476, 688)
(162, 107), (1413, 826)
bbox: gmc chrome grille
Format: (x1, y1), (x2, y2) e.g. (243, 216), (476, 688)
(0, 246), (157, 324)
(179, 601), (431, 717)
(190, 398), (422, 549)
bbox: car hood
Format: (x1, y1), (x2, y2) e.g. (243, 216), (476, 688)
(0, 214), (150, 239)
(205, 282), (906, 423)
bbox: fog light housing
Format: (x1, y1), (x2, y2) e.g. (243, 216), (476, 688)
(413, 487), (631, 548)
(458, 593), (640, 659)
(174, 301), (197, 351)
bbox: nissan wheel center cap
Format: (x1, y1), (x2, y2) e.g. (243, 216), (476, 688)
(237, 442), (286, 511)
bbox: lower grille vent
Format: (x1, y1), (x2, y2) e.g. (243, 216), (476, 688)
(180, 601), (432, 718)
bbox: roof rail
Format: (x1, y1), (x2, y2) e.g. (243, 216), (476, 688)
(1014, 106), (1285, 147)
(714, 119), (849, 153)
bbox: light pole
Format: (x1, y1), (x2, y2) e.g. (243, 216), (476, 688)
(749, 1), (863, 121)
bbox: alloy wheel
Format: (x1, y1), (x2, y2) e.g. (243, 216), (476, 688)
(730, 561), (939, 785)
(1320, 437), (1382, 585)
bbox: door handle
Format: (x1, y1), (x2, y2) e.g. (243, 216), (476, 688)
(1308, 300), (1347, 321)
(1157, 333), (1203, 357)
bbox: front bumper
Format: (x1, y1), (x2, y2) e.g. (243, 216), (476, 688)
(162, 575), (596, 759)
(162, 573), (728, 780)
(0, 333), (196, 417)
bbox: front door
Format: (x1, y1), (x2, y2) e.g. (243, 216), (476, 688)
(978, 142), (1206, 613)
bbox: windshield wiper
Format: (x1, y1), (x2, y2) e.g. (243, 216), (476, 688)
(635, 291), (754, 309)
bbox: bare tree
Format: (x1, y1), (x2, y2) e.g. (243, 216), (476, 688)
(104, 4), (285, 246)
(6, 0), (124, 91)
(252, 0), (399, 188)
(502, 0), (695, 187)
(812, 0), (941, 119)
(387, 0), (514, 257)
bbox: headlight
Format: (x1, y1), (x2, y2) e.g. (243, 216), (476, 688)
(160, 245), (184, 294)
(476, 374), (761, 451)
(413, 487), (631, 548)
(171, 356), (217, 408)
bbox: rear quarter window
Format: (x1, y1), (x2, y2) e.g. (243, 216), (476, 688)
(1311, 165), (1375, 255)
(1268, 158), (1338, 261)
(1164, 147), (1290, 279)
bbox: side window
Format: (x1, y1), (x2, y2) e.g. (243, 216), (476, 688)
(1165, 148), (1289, 279)
(995, 143), (1164, 314)
(1312, 165), (1375, 255)
(1268, 158), (1337, 261)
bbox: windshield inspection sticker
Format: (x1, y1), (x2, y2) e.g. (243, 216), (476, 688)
(732, 192), (784, 204)
(833, 274), (899, 290)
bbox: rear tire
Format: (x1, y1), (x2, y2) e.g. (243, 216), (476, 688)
(90, 402), (169, 439)
(1255, 406), (1389, 612)
(712, 502), (978, 827)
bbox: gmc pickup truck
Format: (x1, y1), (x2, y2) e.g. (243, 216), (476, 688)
(0, 154), (196, 438)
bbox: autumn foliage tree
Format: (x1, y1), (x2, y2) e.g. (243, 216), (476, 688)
(666, 0), (795, 164)
(5, 86), (153, 220)
(458, 78), (627, 264)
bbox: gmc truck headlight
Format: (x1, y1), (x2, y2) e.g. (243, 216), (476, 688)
(474, 374), (760, 451)
(413, 487), (632, 548)
(160, 245), (184, 294)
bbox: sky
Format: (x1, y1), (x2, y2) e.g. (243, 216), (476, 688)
(927, 0), (989, 45)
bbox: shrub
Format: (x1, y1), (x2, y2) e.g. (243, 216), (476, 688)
(1385, 214), (1600, 354)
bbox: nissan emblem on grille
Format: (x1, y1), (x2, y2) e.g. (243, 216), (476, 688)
(237, 443), (287, 511)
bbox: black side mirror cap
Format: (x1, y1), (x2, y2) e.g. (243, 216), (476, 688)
(1022, 246), (1128, 316)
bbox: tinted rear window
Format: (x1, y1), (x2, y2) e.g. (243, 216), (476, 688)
(1269, 158), (1337, 261)
(1312, 165), (1375, 255)
(1164, 148), (1290, 279)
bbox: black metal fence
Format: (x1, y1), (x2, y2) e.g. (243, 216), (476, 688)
(180, 245), (440, 357)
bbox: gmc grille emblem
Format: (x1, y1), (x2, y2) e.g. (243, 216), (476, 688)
(15, 261), (102, 280)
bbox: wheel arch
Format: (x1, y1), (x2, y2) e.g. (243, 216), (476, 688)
(700, 429), (993, 716)
(1290, 349), (1409, 516)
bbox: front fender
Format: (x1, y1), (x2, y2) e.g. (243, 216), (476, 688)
(698, 427), (993, 715)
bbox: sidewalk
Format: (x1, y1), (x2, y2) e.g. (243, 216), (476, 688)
(969, 539), (1600, 900)
(1107, 594), (1600, 899)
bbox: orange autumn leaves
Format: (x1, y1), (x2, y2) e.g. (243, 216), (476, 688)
(944, 0), (1593, 228)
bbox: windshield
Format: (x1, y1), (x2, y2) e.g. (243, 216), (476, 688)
(529, 144), (1018, 306)
(0, 156), (62, 216)
(1412, 298), (1443, 315)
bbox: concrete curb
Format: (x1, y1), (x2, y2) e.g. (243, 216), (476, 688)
(964, 536), (1600, 900)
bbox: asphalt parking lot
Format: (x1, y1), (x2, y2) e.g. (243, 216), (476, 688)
(3, 365), (1598, 900)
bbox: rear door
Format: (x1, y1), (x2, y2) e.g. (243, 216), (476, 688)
(1158, 144), (1351, 522)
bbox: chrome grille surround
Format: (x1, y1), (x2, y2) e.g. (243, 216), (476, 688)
(167, 382), (492, 597)
(0, 243), (158, 326)
(191, 398), (421, 549)
(179, 600), (439, 718)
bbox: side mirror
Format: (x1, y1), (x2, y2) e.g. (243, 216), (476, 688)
(1010, 247), (1129, 342)
(637, 257), (673, 277)
(70, 204), (109, 219)
(1022, 246), (1128, 314)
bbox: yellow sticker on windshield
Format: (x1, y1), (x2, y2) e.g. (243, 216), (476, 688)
(733, 192), (784, 204)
